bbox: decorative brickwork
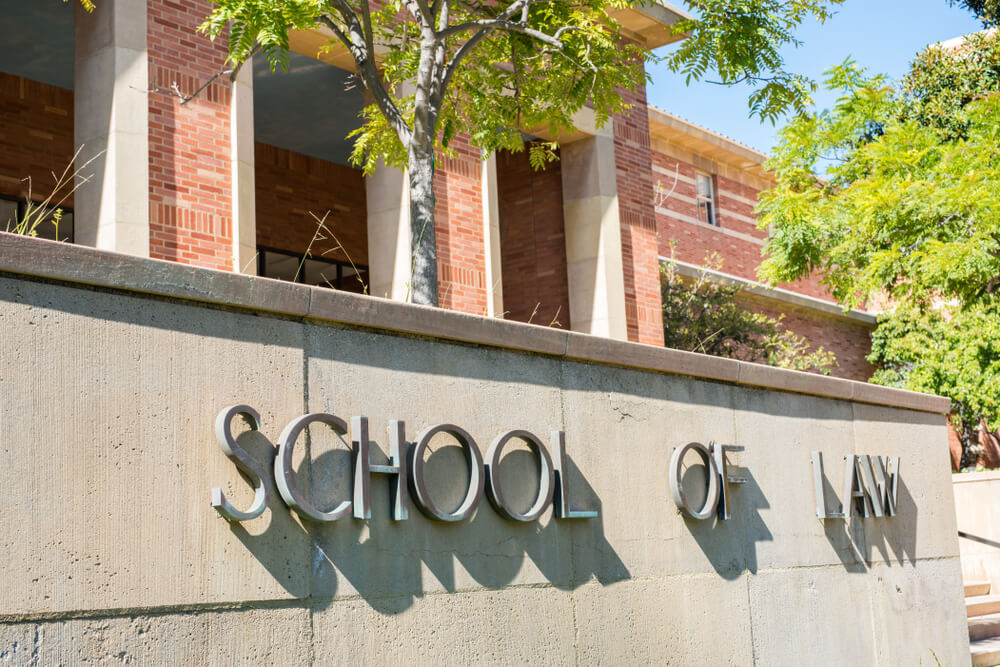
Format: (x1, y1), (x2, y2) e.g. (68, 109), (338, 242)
(651, 149), (831, 301)
(495, 147), (570, 327)
(147, 0), (233, 270)
(254, 143), (367, 267)
(434, 135), (487, 314)
(0, 73), (74, 207)
(614, 84), (664, 346)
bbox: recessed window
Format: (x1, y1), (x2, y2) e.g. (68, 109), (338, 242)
(257, 245), (368, 294)
(0, 196), (74, 242)
(695, 172), (717, 227)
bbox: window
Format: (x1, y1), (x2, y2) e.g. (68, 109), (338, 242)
(0, 195), (74, 242)
(695, 172), (717, 227)
(257, 246), (369, 294)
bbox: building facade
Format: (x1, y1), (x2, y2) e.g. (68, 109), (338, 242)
(0, 0), (874, 379)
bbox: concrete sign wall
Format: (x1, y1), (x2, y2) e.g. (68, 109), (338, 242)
(0, 234), (968, 664)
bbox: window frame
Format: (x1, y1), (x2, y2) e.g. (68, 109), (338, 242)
(694, 171), (718, 227)
(257, 244), (368, 292)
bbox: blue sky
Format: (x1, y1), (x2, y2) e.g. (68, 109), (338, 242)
(646, 0), (985, 154)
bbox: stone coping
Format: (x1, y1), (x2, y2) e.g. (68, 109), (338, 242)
(0, 233), (951, 415)
(953, 470), (1000, 484)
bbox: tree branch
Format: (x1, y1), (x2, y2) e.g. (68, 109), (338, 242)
(320, 12), (412, 144)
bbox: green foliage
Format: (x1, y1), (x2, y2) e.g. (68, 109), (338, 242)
(868, 301), (1000, 433)
(900, 31), (1000, 140)
(761, 33), (1000, 461)
(661, 254), (836, 373)
(203, 0), (646, 173)
(758, 46), (1000, 310)
(949, 0), (1000, 25)
(64, 0), (95, 11)
(667, 0), (846, 122)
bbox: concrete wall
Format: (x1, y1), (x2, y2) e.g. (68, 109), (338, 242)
(955, 471), (1000, 587)
(0, 234), (968, 665)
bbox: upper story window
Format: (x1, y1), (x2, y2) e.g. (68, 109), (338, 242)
(695, 172), (717, 227)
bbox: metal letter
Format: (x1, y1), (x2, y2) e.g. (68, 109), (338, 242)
(484, 430), (555, 522)
(842, 455), (872, 518)
(353, 417), (409, 521)
(408, 424), (484, 522)
(669, 442), (721, 521)
(552, 431), (598, 519)
(858, 455), (885, 518)
(274, 412), (352, 522)
(713, 443), (745, 521)
(868, 455), (900, 517)
(810, 451), (844, 520)
(211, 404), (273, 522)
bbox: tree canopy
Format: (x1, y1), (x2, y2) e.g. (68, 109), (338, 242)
(202, 0), (845, 304)
(758, 31), (1000, 460)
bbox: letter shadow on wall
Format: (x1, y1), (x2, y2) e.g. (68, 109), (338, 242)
(812, 460), (918, 570)
(678, 456), (773, 580)
(226, 428), (629, 615)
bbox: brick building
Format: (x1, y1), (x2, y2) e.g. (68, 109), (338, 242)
(0, 0), (875, 379)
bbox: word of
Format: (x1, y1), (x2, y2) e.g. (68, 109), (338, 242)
(668, 442), (745, 520)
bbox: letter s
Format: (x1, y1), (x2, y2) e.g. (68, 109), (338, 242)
(211, 404), (274, 522)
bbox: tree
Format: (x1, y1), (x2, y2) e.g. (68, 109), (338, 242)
(661, 253), (835, 373)
(868, 302), (1000, 467)
(950, 0), (1000, 25)
(203, 0), (844, 305)
(758, 33), (1000, 463)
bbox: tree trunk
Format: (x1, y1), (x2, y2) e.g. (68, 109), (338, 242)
(407, 147), (438, 306)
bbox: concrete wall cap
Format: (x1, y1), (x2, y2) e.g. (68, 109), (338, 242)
(953, 470), (1000, 484)
(0, 233), (951, 414)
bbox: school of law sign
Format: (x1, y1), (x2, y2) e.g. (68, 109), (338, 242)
(211, 405), (902, 525)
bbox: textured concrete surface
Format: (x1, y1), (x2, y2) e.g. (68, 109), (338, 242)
(0, 248), (968, 663)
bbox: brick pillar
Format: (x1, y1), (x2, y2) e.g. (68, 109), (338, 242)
(74, 0), (149, 255)
(614, 82), (664, 346)
(147, 0), (236, 270)
(434, 135), (488, 315)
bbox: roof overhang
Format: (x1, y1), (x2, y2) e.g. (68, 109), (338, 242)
(607, 1), (692, 49)
(663, 257), (878, 325)
(288, 1), (692, 70)
(648, 105), (773, 182)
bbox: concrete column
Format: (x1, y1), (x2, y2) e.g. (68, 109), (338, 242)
(365, 164), (411, 300)
(231, 62), (257, 274)
(481, 153), (504, 317)
(73, 0), (149, 256)
(560, 134), (628, 340)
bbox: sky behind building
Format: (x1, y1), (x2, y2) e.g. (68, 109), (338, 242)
(647, 0), (985, 154)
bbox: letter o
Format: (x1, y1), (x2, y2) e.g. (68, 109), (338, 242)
(485, 430), (555, 522)
(409, 424), (484, 522)
(275, 412), (353, 522)
(668, 442), (720, 521)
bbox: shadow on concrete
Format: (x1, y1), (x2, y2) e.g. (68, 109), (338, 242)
(681, 454), (773, 580)
(229, 427), (628, 615)
(811, 459), (918, 571)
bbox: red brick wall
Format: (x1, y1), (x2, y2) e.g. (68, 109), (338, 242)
(615, 85), (664, 346)
(495, 147), (570, 327)
(254, 143), (367, 267)
(0, 73), (74, 208)
(147, 0), (233, 270)
(652, 150), (831, 301)
(742, 295), (875, 381)
(434, 135), (487, 314)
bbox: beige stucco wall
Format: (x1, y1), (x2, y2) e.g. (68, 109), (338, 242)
(955, 471), (1000, 589)
(0, 234), (968, 665)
